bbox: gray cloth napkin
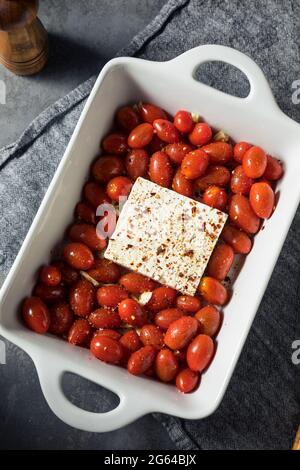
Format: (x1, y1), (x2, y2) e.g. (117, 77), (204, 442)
(1, 0), (299, 450)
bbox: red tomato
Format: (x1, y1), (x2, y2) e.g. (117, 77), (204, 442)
(249, 182), (275, 218)
(63, 242), (94, 270)
(118, 298), (147, 327)
(203, 186), (228, 210)
(149, 151), (173, 188)
(125, 149), (149, 180)
(139, 103), (167, 123)
(75, 202), (96, 225)
(69, 279), (95, 317)
(164, 142), (193, 165)
(146, 286), (177, 311)
(207, 243), (234, 280)
(128, 123), (154, 148)
(90, 334), (124, 364)
(92, 155), (124, 183)
(119, 272), (157, 294)
(172, 169), (194, 197)
(116, 105), (140, 132)
(40, 265), (61, 287)
(88, 308), (121, 329)
(155, 348), (178, 382)
(198, 277), (228, 305)
(87, 259), (120, 283)
(119, 330), (142, 354)
(97, 285), (128, 308)
(233, 141), (252, 163)
(242, 146), (267, 178)
(83, 182), (109, 208)
(49, 302), (74, 336)
(140, 324), (164, 349)
(229, 194), (260, 233)
(68, 223), (106, 251)
(176, 367), (199, 393)
(187, 334), (214, 372)
(176, 295), (201, 313)
(201, 142), (233, 164)
(153, 119), (180, 143)
(22, 297), (50, 334)
(127, 345), (157, 375)
(34, 283), (66, 304)
(154, 308), (184, 331)
(188, 122), (212, 146)
(102, 133), (127, 155)
(230, 165), (254, 195)
(181, 149), (210, 179)
(194, 165), (231, 191)
(263, 155), (283, 180)
(221, 224), (252, 254)
(68, 319), (92, 345)
(164, 316), (198, 350)
(106, 176), (132, 201)
(174, 110), (193, 133)
(195, 306), (220, 337)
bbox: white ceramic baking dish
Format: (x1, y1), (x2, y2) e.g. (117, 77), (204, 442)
(1, 45), (300, 433)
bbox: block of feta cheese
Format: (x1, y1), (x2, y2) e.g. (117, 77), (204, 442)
(104, 177), (227, 295)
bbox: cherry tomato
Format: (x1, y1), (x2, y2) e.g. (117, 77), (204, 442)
(149, 151), (173, 188)
(229, 194), (260, 234)
(181, 149), (210, 179)
(96, 329), (121, 341)
(221, 224), (252, 254)
(187, 334), (214, 372)
(118, 298), (147, 327)
(154, 308), (184, 330)
(107, 176), (132, 201)
(119, 330), (142, 354)
(63, 242), (94, 270)
(188, 122), (212, 146)
(68, 319), (92, 345)
(97, 285), (128, 308)
(198, 277), (228, 305)
(176, 367), (199, 393)
(119, 272), (157, 294)
(203, 186), (228, 210)
(87, 259), (120, 283)
(201, 142), (233, 164)
(91, 334), (124, 364)
(40, 265), (61, 287)
(230, 165), (253, 195)
(174, 110), (193, 133)
(69, 279), (95, 317)
(146, 286), (177, 311)
(128, 123), (154, 148)
(75, 202), (96, 225)
(195, 305), (220, 337)
(49, 302), (74, 336)
(139, 103), (167, 123)
(164, 316), (198, 350)
(249, 182), (275, 218)
(116, 105), (140, 132)
(53, 261), (80, 286)
(172, 169), (194, 197)
(88, 308), (121, 329)
(34, 283), (66, 304)
(153, 119), (180, 143)
(242, 146), (267, 178)
(155, 348), (178, 382)
(140, 324), (164, 349)
(22, 297), (50, 334)
(233, 141), (252, 163)
(83, 182), (109, 208)
(164, 142), (193, 165)
(102, 133), (127, 155)
(125, 149), (149, 180)
(69, 223), (106, 251)
(127, 345), (157, 375)
(176, 295), (201, 313)
(207, 243), (234, 280)
(92, 155), (124, 183)
(263, 155), (283, 181)
(194, 165), (231, 191)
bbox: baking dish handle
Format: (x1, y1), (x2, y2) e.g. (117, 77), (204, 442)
(166, 44), (278, 109)
(36, 360), (146, 433)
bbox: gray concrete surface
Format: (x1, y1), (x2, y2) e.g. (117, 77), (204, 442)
(0, 0), (177, 450)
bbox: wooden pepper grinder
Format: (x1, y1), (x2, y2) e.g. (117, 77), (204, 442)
(0, 0), (48, 75)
